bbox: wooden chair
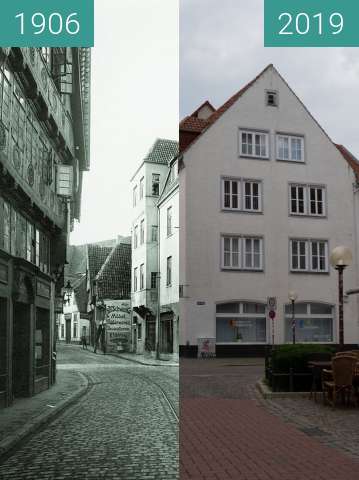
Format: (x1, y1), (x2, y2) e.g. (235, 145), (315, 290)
(322, 355), (358, 407)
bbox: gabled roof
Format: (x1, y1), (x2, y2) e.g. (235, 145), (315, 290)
(190, 100), (216, 118)
(87, 244), (113, 282)
(180, 65), (359, 177)
(74, 275), (88, 314)
(179, 64), (273, 152)
(144, 138), (179, 164)
(95, 243), (131, 300)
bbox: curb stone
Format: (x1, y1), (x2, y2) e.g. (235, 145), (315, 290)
(0, 371), (89, 460)
(110, 353), (178, 367)
(256, 379), (311, 399)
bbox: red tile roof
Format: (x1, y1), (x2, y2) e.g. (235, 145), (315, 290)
(179, 116), (210, 132)
(180, 64), (273, 152)
(335, 144), (359, 178)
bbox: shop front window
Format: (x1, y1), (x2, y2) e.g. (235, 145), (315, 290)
(216, 302), (266, 343)
(284, 302), (334, 342)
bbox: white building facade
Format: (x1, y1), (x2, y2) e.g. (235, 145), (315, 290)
(179, 65), (359, 356)
(131, 139), (178, 355)
(57, 292), (90, 344)
(158, 157), (179, 360)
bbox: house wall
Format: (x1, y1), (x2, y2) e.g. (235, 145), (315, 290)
(131, 161), (168, 353)
(180, 66), (359, 352)
(159, 182), (179, 356)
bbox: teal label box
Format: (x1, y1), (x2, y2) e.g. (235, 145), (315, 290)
(265, 0), (359, 47)
(0, 0), (94, 47)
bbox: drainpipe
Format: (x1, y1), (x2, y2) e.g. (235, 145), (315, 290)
(156, 202), (161, 360)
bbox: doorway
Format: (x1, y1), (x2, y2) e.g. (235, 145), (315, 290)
(65, 316), (71, 343)
(12, 302), (31, 397)
(160, 315), (173, 354)
(0, 298), (7, 403)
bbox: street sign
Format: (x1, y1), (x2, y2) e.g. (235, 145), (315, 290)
(269, 310), (276, 319)
(267, 297), (277, 310)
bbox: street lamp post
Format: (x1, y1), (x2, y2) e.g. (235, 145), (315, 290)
(330, 246), (352, 350)
(288, 291), (298, 344)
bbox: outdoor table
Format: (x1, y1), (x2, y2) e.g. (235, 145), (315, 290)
(308, 361), (332, 402)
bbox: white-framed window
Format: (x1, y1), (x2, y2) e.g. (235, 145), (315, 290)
(222, 178), (261, 212)
(289, 184), (326, 216)
(216, 302), (266, 343)
(133, 267), (138, 292)
(151, 225), (158, 242)
(243, 181), (261, 211)
(243, 238), (262, 270)
(290, 239), (328, 273)
(239, 130), (269, 159)
(167, 206), (172, 236)
(140, 219), (145, 245)
(309, 186), (325, 216)
(133, 185), (138, 207)
(284, 303), (334, 343)
(140, 264), (144, 290)
(166, 256), (172, 286)
(277, 134), (304, 162)
(223, 179), (240, 210)
(133, 225), (138, 249)
(139, 177), (144, 199)
(221, 236), (263, 271)
(290, 185), (306, 215)
(152, 174), (160, 196)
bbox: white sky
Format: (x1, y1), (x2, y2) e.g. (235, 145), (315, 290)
(70, 0), (179, 245)
(180, 0), (359, 156)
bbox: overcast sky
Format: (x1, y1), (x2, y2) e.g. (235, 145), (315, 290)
(72, 0), (359, 245)
(70, 0), (179, 245)
(180, 0), (359, 156)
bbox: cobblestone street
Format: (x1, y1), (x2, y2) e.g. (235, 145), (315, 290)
(0, 344), (178, 480)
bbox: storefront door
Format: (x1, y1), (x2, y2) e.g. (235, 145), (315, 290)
(0, 298), (7, 405)
(12, 302), (31, 397)
(160, 315), (173, 354)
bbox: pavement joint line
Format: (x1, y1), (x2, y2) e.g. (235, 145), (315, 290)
(0, 370), (90, 462)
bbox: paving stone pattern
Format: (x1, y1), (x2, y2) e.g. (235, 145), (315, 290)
(180, 358), (359, 480)
(0, 345), (178, 480)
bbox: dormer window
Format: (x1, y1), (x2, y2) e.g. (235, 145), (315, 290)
(266, 91), (278, 107)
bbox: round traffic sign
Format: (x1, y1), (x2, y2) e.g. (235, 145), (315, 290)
(269, 310), (276, 319)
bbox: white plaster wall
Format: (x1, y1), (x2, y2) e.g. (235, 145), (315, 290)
(180, 66), (359, 346)
(159, 185), (179, 307)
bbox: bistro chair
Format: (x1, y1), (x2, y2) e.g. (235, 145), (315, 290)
(322, 355), (358, 407)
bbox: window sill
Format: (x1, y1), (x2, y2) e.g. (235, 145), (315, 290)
(221, 208), (262, 215)
(290, 270), (329, 275)
(221, 268), (264, 273)
(289, 213), (327, 219)
(239, 155), (269, 161)
(276, 158), (305, 164)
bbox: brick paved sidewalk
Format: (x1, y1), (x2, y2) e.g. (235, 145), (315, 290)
(0, 369), (87, 459)
(181, 398), (359, 480)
